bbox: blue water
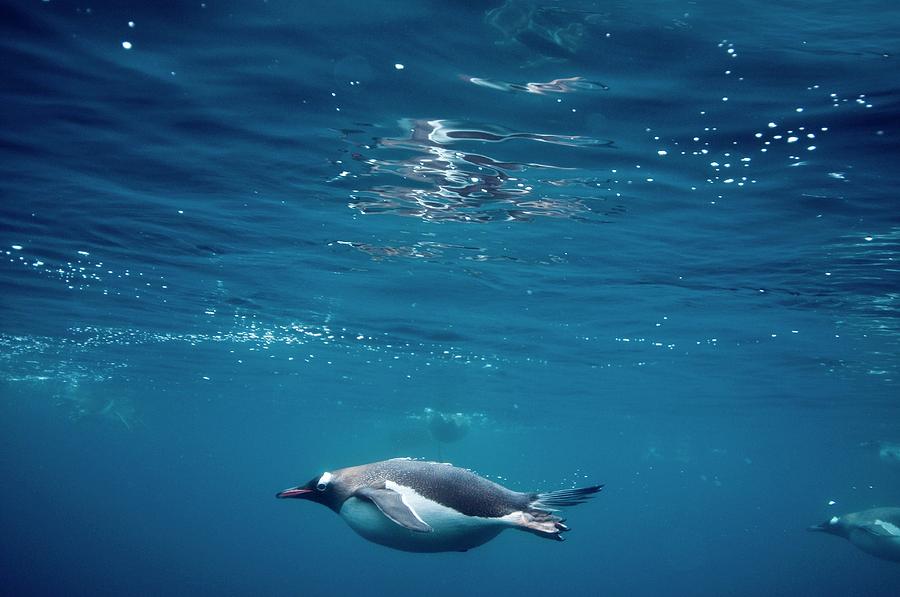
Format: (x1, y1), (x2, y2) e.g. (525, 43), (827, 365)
(2, 0), (899, 594)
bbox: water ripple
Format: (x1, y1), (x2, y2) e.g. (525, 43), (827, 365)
(333, 119), (618, 223)
(467, 75), (609, 95)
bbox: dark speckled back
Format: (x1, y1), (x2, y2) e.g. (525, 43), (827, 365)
(334, 459), (532, 517)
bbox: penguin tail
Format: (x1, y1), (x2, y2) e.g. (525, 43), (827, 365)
(531, 484), (604, 511)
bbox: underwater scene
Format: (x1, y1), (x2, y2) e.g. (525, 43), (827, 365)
(2, 0), (900, 595)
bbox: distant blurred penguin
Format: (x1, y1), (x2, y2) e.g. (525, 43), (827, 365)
(426, 408), (470, 444)
(859, 441), (900, 464)
(880, 443), (900, 463)
(809, 507), (900, 562)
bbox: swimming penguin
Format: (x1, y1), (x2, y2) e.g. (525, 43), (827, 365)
(276, 458), (602, 552)
(859, 440), (900, 465)
(809, 507), (900, 562)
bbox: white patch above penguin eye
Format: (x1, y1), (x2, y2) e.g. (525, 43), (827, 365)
(829, 516), (839, 525)
(316, 471), (333, 491)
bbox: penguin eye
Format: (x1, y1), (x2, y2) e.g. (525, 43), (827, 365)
(316, 471), (333, 491)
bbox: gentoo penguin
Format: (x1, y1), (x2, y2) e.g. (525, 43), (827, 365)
(809, 507), (900, 562)
(276, 458), (602, 552)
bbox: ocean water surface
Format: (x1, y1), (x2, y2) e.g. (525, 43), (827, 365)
(2, 0), (900, 595)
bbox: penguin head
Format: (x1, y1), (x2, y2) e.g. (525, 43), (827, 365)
(808, 515), (845, 536)
(276, 471), (341, 509)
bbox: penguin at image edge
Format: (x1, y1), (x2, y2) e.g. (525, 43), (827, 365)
(809, 507), (900, 562)
(276, 457), (603, 553)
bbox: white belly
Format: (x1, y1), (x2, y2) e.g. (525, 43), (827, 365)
(339, 482), (507, 552)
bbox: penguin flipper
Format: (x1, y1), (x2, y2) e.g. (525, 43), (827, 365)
(860, 520), (900, 537)
(354, 487), (433, 533)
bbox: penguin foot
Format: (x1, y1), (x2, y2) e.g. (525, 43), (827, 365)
(516, 510), (571, 541)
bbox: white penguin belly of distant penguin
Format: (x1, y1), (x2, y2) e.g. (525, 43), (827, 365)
(340, 480), (506, 552)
